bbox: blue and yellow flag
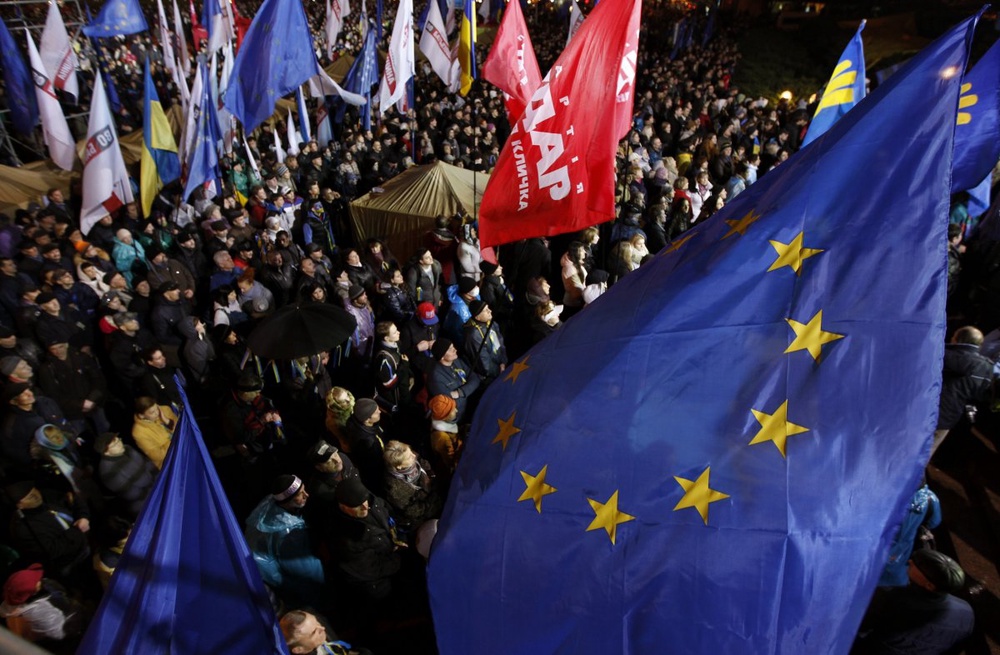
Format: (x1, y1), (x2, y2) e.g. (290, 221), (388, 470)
(428, 14), (974, 655)
(458, 0), (477, 96)
(78, 379), (288, 654)
(952, 32), (1000, 214)
(222, 0), (319, 133)
(82, 0), (149, 36)
(141, 59), (180, 217)
(0, 17), (39, 135)
(333, 23), (379, 131)
(802, 20), (866, 147)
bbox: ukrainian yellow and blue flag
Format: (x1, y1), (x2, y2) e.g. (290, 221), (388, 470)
(802, 20), (866, 147)
(141, 59), (180, 217)
(458, 0), (477, 96)
(429, 11), (975, 654)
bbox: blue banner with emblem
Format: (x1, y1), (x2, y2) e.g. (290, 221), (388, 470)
(802, 20), (866, 147)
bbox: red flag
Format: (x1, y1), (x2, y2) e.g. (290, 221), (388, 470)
(481, 0), (541, 124)
(479, 0), (641, 248)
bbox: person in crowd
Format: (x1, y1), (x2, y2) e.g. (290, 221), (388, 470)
(463, 300), (507, 384)
(279, 609), (373, 655)
(0, 564), (86, 643)
(5, 482), (91, 581)
(382, 440), (443, 533)
(244, 475), (326, 607)
(94, 432), (157, 520)
(330, 477), (403, 602)
(427, 338), (481, 422)
(344, 398), (387, 496)
(404, 248), (443, 308)
(442, 277), (480, 347)
(933, 326), (993, 455)
(131, 396), (178, 469)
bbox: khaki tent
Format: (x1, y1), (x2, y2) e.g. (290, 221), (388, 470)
(349, 161), (489, 263)
(0, 161), (76, 215)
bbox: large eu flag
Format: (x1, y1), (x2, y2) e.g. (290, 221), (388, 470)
(78, 380), (288, 654)
(82, 0), (149, 36)
(223, 0), (319, 133)
(428, 14), (974, 655)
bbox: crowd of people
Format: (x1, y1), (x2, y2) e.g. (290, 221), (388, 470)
(0, 1), (998, 653)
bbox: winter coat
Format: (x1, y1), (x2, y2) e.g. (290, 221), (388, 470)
(937, 343), (993, 429)
(97, 445), (157, 518)
(244, 497), (325, 602)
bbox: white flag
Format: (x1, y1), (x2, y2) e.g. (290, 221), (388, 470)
(157, 0), (177, 75)
(274, 127), (286, 164)
(181, 63), (204, 165)
(286, 109), (301, 157)
(173, 0), (191, 77)
(379, 0), (414, 114)
(420, 0), (454, 90)
(308, 62), (367, 105)
(315, 104), (332, 149)
(325, 0), (342, 59)
(81, 75), (133, 235)
(176, 55), (191, 113)
(243, 135), (260, 177)
(39, 1), (79, 101)
(26, 31), (75, 171)
(567, 0), (584, 46)
(220, 0), (237, 45)
(478, 0), (490, 22)
(217, 42), (235, 154)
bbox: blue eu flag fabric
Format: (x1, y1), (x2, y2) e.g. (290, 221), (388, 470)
(0, 18), (39, 135)
(82, 0), (149, 36)
(428, 15), (974, 655)
(78, 379), (289, 655)
(952, 34), (1000, 201)
(223, 0), (319, 133)
(333, 23), (380, 131)
(802, 20), (866, 147)
(185, 63), (222, 201)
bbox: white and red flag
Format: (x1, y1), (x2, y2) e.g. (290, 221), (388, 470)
(81, 75), (133, 235)
(481, 0), (541, 124)
(419, 0), (456, 91)
(379, 0), (414, 114)
(325, 0), (350, 59)
(39, 1), (79, 101)
(478, 0), (641, 248)
(26, 30), (75, 170)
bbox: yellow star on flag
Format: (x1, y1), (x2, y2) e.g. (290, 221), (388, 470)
(504, 357), (531, 384)
(749, 400), (810, 457)
(586, 490), (635, 545)
(518, 465), (557, 513)
(785, 310), (845, 362)
(723, 209), (762, 239)
(673, 467), (730, 525)
(767, 231), (824, 275)
(665, 233), (695, 253)
(492, 411), (522, 451)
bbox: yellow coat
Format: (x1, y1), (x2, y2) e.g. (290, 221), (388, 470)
(132, 405), (178, 469)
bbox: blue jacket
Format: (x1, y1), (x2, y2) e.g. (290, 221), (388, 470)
(878, 485), (941, 587)
(442, 284), (478, 348)
(244, 496), (325, 603)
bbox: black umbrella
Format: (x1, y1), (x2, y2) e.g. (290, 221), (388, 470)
(246, 303), (357, 360)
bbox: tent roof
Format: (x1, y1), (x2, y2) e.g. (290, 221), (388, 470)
(351, 160), (489, 218)
(349, 161), (490, 262)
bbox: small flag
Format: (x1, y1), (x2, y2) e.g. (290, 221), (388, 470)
(419, 0), (457, 92)
(81, 74), (134, 234)
(458, 0), (477, 96)
(0, 17), (39, 136)
(26, 29), (75, 171)
(379, 0), (415, 114)
(82, 0), (149, 36)
(40, 1), (80, 101)
(141, 58), (181, 216)
(802, 21), (866, 147)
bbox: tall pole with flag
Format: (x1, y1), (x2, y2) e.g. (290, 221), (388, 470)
(184, 62), (222, 201)
(223, 0), (319, 133)
(951, 35), (1000, 218)
(379, 0), (414, 115)
(420, 0), (458, 93)
(801, 21), (866, 147)
(78, 379), (290, 654)
(173, 0), (192, 76)
(333, 23), (380, 131)
(81, 74), (133, 235)
(40, 1), (80, 102)
(428, 13), (975, 655)
(458, 0), (476, 96)
(481, 0), (541, 124)
(0, 17), (39, 136)
(25, 29), (75, 171)
(478, 0), (639, 247)
(141, 58), (181, 216)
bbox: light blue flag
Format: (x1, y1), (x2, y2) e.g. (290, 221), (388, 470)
(0, 18), (39, 135)
(296, 87), (311, 142)
(185, 63), (222, 201)
(83, 0), (149, 36)
(428, 14), (974, 655)
(801, 20), (866, 147)
(333, 24), (380, 130)
(223, 0), (319, 133)
(952, 35), (1000, 195)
